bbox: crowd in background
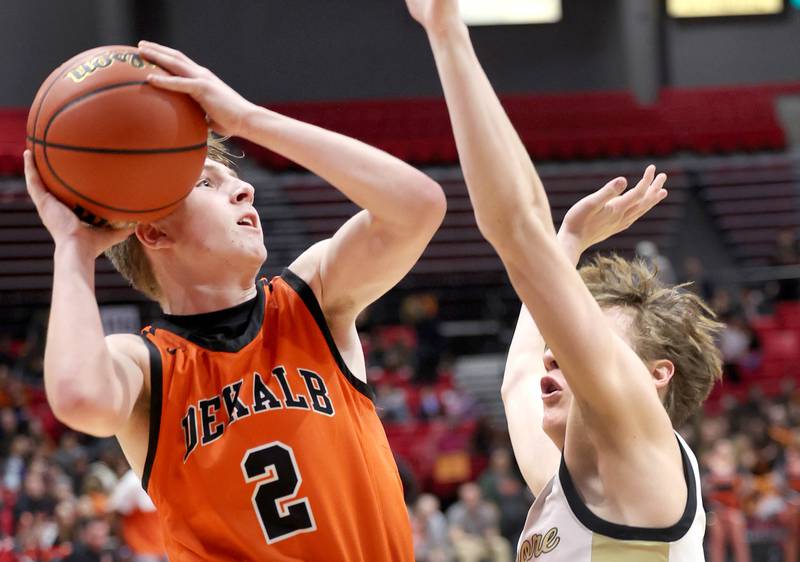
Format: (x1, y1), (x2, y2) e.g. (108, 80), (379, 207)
(0, 231), (798, 561)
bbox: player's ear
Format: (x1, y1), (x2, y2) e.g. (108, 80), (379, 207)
(650, 359), (675, 391)
(136, 222), (174, 250)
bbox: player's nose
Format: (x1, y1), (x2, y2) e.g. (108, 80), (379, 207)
(231, 181), (255, 205)
(543, 348), (559, 372)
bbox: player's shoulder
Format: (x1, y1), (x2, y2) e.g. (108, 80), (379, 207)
(286, 240), (328, 291)
(105, 333), (150, 372)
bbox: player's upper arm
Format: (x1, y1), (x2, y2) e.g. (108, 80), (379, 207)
(494, 215), (672, 447)
(502, 306), (560, 496)
(54, 334), (147, 437)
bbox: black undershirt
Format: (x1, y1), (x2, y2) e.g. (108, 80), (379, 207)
(160, 293), (259, 342)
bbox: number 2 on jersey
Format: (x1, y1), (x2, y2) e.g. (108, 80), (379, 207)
(241, 442), (317, 544)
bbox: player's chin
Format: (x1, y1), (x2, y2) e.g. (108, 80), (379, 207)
(542, 412), (567, 443)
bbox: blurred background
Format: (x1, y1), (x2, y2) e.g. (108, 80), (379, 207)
(1, 1), (800, 561)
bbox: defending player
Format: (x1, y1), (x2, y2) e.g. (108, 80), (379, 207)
(407, 1), (723, 559)
(25, 41), (446, 561)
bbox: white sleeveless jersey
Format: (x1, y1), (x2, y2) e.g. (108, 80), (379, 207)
(516, 433), (706, 562)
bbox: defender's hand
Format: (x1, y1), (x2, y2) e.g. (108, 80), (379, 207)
(138, 40), (259, 138)
(405, 0), (464, 37)
(559, 165), (668, 255)
(24, 151), (133, 257)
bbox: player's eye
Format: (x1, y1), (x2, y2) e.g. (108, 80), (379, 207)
(196, 178), (212, 188)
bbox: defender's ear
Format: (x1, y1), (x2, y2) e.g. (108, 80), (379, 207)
(135, 222), (174, 250)
(651, 359), (675, 391)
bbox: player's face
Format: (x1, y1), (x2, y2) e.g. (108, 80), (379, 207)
(160, 159), (267, 272)
(540, 307), (637, 448)
(541, 346), (572, 447)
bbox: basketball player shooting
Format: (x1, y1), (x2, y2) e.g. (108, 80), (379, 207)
(24, 41), (446, 561)
(407, 1), (723, 560)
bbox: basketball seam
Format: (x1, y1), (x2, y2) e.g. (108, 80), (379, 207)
(41, 80), (205, 214)
(30, 57), (75, 171)
(28, 137), (208, 155)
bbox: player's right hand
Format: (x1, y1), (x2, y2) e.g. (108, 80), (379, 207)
(138, 41), (259, 139)
(405, 0), (464, 37)
(24, 150), (133, 258)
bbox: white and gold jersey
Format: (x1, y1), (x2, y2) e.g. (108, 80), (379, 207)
(517, 433), (705, 561)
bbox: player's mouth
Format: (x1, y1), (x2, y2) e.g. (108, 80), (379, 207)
(540, 376), (563, 403)
(236, 211), (260, 230)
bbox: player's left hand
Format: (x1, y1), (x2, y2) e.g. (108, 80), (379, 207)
(138, 41), (258, 138)
(559, 164), (668, 254)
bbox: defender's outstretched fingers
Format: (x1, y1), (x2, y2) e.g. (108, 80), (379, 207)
(624, 174), (668, 222)
(617, 165), (656, 207)
(588, 177), (628, 206)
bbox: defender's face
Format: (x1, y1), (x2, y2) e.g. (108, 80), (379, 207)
(540, 346), (572, 447)
(161, 159), (267, 270)
(540, 307), (636, 448)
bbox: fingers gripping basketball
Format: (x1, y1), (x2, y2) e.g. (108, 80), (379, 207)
(26, 45), (208, 225)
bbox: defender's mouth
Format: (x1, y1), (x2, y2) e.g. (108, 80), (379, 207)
(540, 375), (563, 399)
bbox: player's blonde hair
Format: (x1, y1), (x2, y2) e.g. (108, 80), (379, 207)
(579, 255), (724, 426)
(105, 135), (237, 302)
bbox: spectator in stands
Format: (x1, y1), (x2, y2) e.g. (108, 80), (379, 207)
(771, 228), (800, 302)
(683, 256), (715, 301)
(784, 446), (800, 562)
(493, 476), (531, 548)
(704, 439), (751, 562)
(375, 383), (411, 423)
(13, 472), (54, 523)
(412, 493), (452, 562)
(719, 315), (759, 383)
(446, 482), (511, 562)
(401, 293), (444, 384)
(636, 240), (676, 285)
(440, 386), (476, 422)
(63, 518), (115, 562)
(477, 448), (515, 505)
(52, 433), (86, 476)
(476, 448), (530, 546)
(418, 386), (443, 421)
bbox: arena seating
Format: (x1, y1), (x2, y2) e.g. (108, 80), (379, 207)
(1, 84), (798, 176)
(699, 158), (800, 266)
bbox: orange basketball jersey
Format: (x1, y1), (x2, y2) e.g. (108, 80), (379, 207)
(140, 270), (413, 561)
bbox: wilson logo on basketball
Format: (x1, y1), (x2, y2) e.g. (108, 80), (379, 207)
(65, 51), (155, 84)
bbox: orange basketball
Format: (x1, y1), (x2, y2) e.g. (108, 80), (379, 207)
(26, 45), (208, 225)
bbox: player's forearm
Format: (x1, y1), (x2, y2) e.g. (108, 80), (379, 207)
(45, 244), (123, 433)
(425, 24), (554, 240)
(501, 231), (582, 398)
(241, 107), (445, 231)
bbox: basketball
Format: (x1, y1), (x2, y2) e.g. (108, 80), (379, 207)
(26, 45), (208, 225)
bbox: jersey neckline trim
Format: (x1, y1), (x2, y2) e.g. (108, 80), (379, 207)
(280, 268), (375, 403)
(559, 434), (697, 542)
(148, 281), (266, 353)
(140, 335), (163, 493)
